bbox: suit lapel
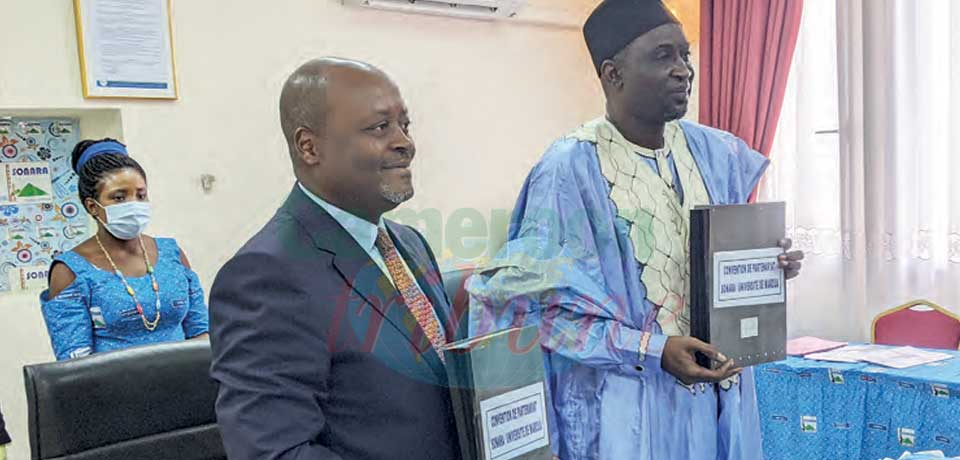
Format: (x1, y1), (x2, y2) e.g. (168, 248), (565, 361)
(282, 186), (447, 379)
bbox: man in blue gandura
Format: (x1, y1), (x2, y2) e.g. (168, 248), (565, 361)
(467, 1), (804, 459)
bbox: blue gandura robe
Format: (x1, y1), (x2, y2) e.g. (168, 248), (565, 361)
(468, 118), (769, 460)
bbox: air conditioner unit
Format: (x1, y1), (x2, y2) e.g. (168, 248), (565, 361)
(342, 0), (527, 21)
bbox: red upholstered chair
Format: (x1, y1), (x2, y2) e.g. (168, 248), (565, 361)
(871, 299), (960, 350)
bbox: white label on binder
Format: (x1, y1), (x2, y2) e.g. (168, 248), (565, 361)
(740, 317), (759, 338)
(713, 247), (785, 308)
(480, 382), (549, 460)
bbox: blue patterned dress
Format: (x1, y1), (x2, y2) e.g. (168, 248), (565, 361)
(39, 238), (209, 360)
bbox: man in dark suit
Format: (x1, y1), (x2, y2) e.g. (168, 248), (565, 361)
(209, 57), (462, 460)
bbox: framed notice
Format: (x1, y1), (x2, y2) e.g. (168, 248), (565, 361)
(73, 0), (178, 99)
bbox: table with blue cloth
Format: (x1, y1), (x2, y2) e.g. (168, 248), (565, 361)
(888, 453), (960, 460)
(756, 347), (960, 460)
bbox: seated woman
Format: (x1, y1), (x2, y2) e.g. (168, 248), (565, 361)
(40, 139), (208, 360)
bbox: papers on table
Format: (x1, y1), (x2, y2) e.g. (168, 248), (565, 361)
(787, 337), (848, 356)
(860, 347), (954, 369)
(803, 344), (954, 369)
(805, 345), (877, 363)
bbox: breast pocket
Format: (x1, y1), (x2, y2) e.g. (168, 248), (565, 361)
(118, 307), (141, 321)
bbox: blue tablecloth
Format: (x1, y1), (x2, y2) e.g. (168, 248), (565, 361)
(756, 348), (960, 460)
(889, 453), (960, 460)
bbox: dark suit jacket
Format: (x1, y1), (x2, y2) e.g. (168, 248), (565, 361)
(209, 186), (463, 460)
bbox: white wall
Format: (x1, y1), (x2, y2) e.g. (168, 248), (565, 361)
(0, 0), (610, 457)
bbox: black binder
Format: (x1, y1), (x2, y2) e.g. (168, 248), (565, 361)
(690, 202), (788, 368)
(442, 325), (552, 460)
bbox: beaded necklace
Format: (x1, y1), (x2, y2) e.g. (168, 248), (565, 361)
(95, 233), (161, 331)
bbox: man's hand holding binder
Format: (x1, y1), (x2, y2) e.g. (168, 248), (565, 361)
(661, 336), (742, 385)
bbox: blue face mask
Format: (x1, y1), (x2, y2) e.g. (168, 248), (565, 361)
(94, 201), (151, 240)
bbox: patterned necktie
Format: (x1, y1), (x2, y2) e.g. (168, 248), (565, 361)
(374, 228), (447, 362)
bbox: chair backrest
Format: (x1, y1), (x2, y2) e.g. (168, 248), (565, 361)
(872, 299), (960, 350)
(23, 340), (225, 460)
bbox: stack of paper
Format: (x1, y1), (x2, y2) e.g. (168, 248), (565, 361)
(787, 337), (848, 356)
(859, 347), (953, 369)
(805, 345), (878, 363)
(804, 345), (954, 369)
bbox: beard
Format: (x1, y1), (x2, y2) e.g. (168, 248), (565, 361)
(379, 181), (414, 205)
(661, 96), (690, 122)
(660, 81), (692, 122)
(663, 107), (688, 122)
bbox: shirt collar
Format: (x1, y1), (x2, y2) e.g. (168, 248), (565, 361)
(298, 183), (384, 253)
(601, 117), (681, 159)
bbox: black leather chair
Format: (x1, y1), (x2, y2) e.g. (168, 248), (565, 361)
(0, 402), (10, 446)
(23, 340), (225, 460)
(442, 265), (476, 332)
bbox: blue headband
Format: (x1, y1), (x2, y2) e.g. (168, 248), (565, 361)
(75, 141), (128, 172)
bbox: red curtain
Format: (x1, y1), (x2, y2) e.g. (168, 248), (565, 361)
(699, 0), (804, 160)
